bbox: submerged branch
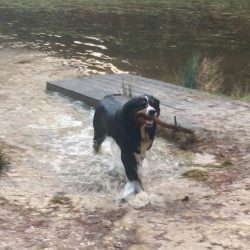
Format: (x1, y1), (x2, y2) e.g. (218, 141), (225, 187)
(154, 117), (194, 134)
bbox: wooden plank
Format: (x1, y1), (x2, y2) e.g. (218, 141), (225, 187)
(46, 73), (250, 138)
(95, 75), (190, 110)
(47, 79), (111, 108)
(78, 74), (189, 110)
(48, 75), (178, 110)
(46, 73), (198, 129)
(46, 73), (199, 110)
(98, 74), (219, 109)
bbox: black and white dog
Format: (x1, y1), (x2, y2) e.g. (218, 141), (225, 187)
(93, 94), (160, 200)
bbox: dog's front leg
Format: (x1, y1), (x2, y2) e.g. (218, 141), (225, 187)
(118, 149), (143, 201)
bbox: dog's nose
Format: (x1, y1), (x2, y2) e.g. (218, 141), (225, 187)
(148, 109), (156, 118)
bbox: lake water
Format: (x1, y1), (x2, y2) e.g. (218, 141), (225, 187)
(0, 49), (190, 200)
(0, 0), (250, 95)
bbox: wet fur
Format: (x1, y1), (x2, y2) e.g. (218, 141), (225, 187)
(93, 94), (160, 200)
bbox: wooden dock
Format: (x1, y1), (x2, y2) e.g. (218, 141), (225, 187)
(47, 73), (199, 111)
(46, 73), (249, 134)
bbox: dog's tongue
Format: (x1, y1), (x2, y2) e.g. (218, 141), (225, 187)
(145, 120), (153, 126)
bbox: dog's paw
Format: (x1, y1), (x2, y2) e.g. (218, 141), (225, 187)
(93, 140), (102, 153)
(117, 181), (142, 203)
(128, 191), (151, 208)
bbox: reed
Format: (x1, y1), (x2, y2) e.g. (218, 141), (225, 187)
(196, 56), (224, 93)
(231, 83), (250, 101)
(176, 54), (224, 94)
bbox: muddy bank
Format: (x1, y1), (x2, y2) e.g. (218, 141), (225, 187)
(0, 48), (250, 249)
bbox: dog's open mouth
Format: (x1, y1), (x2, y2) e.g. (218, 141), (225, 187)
(136, 113), (154, 127)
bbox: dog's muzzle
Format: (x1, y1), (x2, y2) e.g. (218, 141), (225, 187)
(134, 107), (156, 127)
(147, 109), (156, 119)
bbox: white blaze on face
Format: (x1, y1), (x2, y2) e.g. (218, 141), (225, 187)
(144, 96), (156, 127)
(145, 95), (155, 115)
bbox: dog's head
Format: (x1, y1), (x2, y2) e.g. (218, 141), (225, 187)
(122, 95), (160, 128)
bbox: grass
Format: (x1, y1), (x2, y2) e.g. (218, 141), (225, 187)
(182, 168), (208, 180)
(176, 53), (201, 89)
(176, 54), (224, 93)
(50, 192), (72, 206)
(176, 54), (250, 102)
(240, 95), (250, 102)
(0, 146), (8, 174)
(194, 160), (232, 169)
(221, 160), (232, 167)
(196, 56), (224, 93)
(0, 151), (4, 173)
(182, 159), (232, 181)
(1, 0), (249, 101)
(231, 83), (250, 102)
(200, 162), (231, 169)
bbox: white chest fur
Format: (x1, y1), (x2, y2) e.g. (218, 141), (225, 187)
(134, 126), (152, 166)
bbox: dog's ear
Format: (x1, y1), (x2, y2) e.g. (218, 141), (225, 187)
(121, 96), (145, 121)
(154, 98), (160, 108)
(121, 99), (136, 121)
(151, 97), (160, 116)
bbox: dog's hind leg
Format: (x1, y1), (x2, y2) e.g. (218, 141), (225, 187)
(93, 135), (106, 152)
(93, 108), (106, 153)
(93, 125), (106, 152)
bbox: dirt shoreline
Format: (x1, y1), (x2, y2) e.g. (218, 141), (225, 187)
(0, 48), (249, 249)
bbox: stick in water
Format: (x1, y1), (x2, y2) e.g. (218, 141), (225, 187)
(154, 117), (194, 134)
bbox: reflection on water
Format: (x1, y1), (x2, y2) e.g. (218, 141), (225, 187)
(0, 0), (250, 94)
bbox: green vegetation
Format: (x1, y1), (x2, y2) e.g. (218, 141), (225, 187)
(1, 0), (249, 99)
(193, 160), (232, 169)
(50, 193), (72, 205)
(0, 145), (8, 174)
(182, 168), (208, 180)
(240, 95), (250, 102)
(231, 84), (250, 102)
(176, 54), (250, 101)
(199, 162), (231, 169)
(221, 160), (232, 167)
(183, 159), (232, 181)
(0, 151), (3, 172)
(176, 53), (202, 90)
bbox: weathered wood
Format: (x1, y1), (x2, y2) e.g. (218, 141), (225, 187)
(47, 78), (111, 108)
(46, 73), (198, 131)
(47, 74), (192, 110)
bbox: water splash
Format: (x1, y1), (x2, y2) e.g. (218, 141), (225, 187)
(0, 49), (190, 200)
